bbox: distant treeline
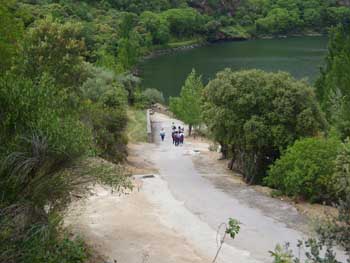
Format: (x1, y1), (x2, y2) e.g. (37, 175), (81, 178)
(11, 0), (350, 71)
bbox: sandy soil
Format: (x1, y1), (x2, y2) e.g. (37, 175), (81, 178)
(65, 184), (210, 263)
(126, 143), (159, 175)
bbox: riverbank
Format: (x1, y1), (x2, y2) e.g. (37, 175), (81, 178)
(142, 38), (208, 60)
(140, 32), (326, 62)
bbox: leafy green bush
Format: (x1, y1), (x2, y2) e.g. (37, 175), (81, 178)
(0, 73), (92, 263)
(265, 137), (341, 203)
(86, 104), (128, 163)
(270, 140), (350, 263)
(0, 74), (91, 157)
(81, 65), (117, 102)
(142, 88), (165, 105)
(162, 8), (207, 37)
(133, 88), (164, 109)
(116, 72), (141, 105)
(0, 213), (88, 263)
(80, 65), (129, 162)
(270, 240), (341, 263)
(256, 8), (302, 35)
(140, 11), (170, 44)
(21, 17), (87, 91)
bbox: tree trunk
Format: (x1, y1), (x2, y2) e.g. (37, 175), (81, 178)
(228, 145), (237, 170)
(228, 157), (234, 170)
(220, 143), (228, 159)
(189, 124), (192, 136)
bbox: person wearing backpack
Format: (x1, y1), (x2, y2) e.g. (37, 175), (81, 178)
(160, 128), (166, 142)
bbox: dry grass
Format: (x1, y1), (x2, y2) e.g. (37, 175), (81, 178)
(126, 108), (147, 143)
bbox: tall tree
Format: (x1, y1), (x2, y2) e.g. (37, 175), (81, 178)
(316, 22), (350, 138)
(202, 69), (326, 184)
(169, 69), (203, 135)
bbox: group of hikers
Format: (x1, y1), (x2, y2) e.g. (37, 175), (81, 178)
(159, 122), (185, 146)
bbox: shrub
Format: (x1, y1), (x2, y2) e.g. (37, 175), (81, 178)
(265, 137), (341, 203)
(0, 74), (91, 157)
(116, 72), (141, 105)
(86, 104), (128, 163)
(21, 17), (87, 91)
(0, 74), (92, 263)
(162, 8), (207, 37)
(80, 64), (117, 103)
(142, 88), (165, 105)
(0, 211), (88, 263)
(80, 65), (129, 162)
(256, 8), (302, 35)
(133, 88), (165, 109)
(270, 141), (350, 261)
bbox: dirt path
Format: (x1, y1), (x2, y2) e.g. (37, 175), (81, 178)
(66, 112), (341, 263)
(66, 184), (211, 263)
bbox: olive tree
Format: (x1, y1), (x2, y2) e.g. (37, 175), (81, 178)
(202, 69), (327, 184)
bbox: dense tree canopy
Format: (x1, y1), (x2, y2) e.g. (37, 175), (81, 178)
(12, 0), (349, 69)
(161, 8), (207, 37)
(236, 0), (349, 35)
(256, 8), (302, 34)
(140, 11), (170, 44)
(202, 69), (327, 184)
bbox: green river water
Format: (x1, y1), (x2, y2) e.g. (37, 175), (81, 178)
(139, 36), (328, 100)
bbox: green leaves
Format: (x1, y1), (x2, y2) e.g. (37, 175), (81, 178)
(0, 0), (24, 72)
(0, 73), (92, 158)
(226, 218), (240, 240)
(21, 17), (87, 91)
(169, 69), (203, 133)
(162, 8), (207, 37)
(140, 11), (170, 44)
(203, 69), (326, 183)
(256, 7), (302, 34)
(265, 137), (341, 202)
(316, 23), (350, 139)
